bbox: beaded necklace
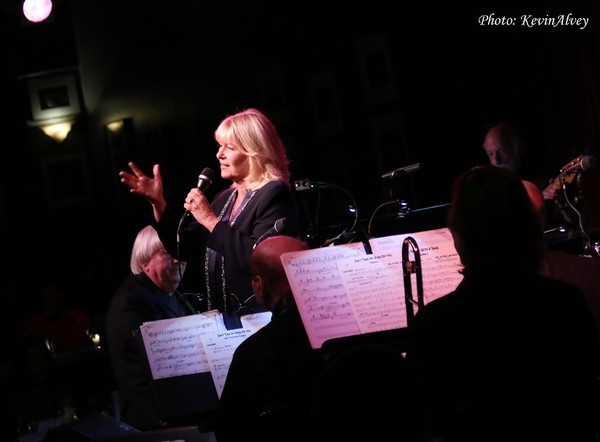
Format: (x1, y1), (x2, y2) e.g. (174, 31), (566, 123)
(204, 188), (256, 311)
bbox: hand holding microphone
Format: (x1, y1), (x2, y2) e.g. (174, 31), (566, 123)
(184, 167), (215, 208)
(196, 167), (216, 192)
(182, 167), (218, 230)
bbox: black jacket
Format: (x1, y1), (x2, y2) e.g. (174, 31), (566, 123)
(216, 297), (325, 442)
(407, 273), (600, 441)
(155, 180), (299, 312)
(105, 273), (196, 430)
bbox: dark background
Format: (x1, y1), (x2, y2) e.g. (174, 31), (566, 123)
(0, 0), (599, 328)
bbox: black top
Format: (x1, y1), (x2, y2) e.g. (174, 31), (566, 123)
(104, 273), (196, 430)
(407, 273), (600, 441)
(215, 296), (325, 442)
(155, 179), (299, 312)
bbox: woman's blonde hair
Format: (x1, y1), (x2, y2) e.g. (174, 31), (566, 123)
(214, 108), (291, 190)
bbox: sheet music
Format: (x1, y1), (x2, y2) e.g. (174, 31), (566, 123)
(337, 253), (407, 332)
(240, 311), (273, 330)
(140, 310), (272, 384)
(282, 229), (463, 349)
(140, 313), (218, 379)
(201, 327), (258, 398)
(281, 242), (367, 349)
(369, 227), (463, 306)
(202, 311), (271, 397)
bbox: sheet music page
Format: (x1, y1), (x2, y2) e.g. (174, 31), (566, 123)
(201, 328), (257, 398)
(200, 311), (271, 398)
(281, 242), (367, 349)
(369, 227), (463, 307)
(140, 312), (220, 380)
(336, 253), (407, 332)
(140, 310), (272, 384)
(240, 311), (273, 330)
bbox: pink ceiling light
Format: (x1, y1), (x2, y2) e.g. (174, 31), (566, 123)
(23, 0), (53, 23)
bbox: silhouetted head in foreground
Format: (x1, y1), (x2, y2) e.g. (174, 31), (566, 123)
(447, 165), (544, 278)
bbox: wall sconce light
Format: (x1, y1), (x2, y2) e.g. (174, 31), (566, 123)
(40, 120), (74, 143)
(23, 0), (53, 23)
(105, 120), (125, 133)
(105, 118), (134, 180)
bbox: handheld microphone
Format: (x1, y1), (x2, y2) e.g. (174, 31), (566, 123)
(253, 218), (288, 249)
(196, 167), (216, 191)
(178, 167), (217, 241)
(559, 155), (597, 177)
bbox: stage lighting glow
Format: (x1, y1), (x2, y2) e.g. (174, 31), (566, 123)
(23, 0), (53, 23)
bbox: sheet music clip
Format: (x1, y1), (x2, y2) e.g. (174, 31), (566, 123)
(223, 311), (243, 330)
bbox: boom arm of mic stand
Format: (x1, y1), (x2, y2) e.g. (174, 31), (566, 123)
(402, 236), (424, 328)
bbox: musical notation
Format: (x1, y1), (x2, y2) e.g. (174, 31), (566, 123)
(337, 253), (407, 333)
(281, 228), (464, 349)
(201, 328), (257, 398)
(139, 311), (272, 386)
(282, 242), (366, 348)
(140, 314), (217, 379)
(370, 228), (463, 308)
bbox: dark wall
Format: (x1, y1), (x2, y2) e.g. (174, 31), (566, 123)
(1, 0), (599, 322)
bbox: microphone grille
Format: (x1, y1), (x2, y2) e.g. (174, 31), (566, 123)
(581, 155), (598, 171)
(200, 167), (216, 182)
(274, 217), (288, 233)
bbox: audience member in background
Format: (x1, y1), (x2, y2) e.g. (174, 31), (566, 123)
(10, 273), (89, 438)
(119, 108), (299, 314)
(482, 121), (546, 216)
(105, 225), (196, 431)
(407, 165), (600, 442)
(311, 344), (431, 442)
(23, 278), (91, 355)
(10, 334), (58, 436)
(215, 235), (326, 442)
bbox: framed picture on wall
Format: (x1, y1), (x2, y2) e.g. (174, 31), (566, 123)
(370, 111), (409, 173)
(370, 112), (416, 203)
(256, 62), (290, 124)
(27, 71), (81, 122)
(309, 70), (343, 137)
(0, 182), (6, 233)
(41, 152), (91, 207)
(356, 33), (397, 106)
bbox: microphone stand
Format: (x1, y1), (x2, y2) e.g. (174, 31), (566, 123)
(556, 171), (598, 257)
(295, 179), (359, 247)
(175, 211), (190, 292)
